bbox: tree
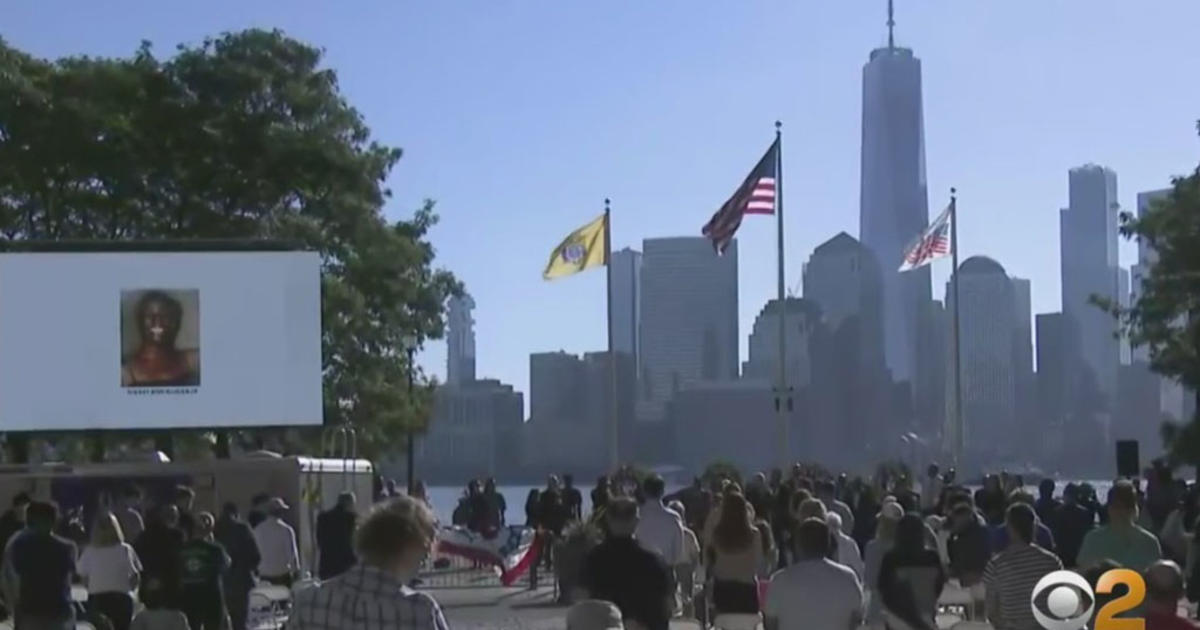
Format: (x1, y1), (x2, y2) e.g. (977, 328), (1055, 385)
(1099, 121), (1200, 465)
(0, 30), (459, 461)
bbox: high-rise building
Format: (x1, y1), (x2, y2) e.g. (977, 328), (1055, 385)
(742, 297), (817, 388)
(637, 237), (739, 424)
(802, 233), (891, 461)
(1011, 277), (1035, 434)
(419, 379), (523, 480)
(1118, 267), (1131, 365)
(610, 248), (642, 367)
(1036, 312), (1075, 461)
(1060, 164), (1120, 421)
(529, 351), (586, 423)
(859, 7), (931, 400)
(446, 294), (476, 385)
(945, 257), (1016, 463)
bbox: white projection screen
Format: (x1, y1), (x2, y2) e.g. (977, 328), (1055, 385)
(0, 250), (323, 430)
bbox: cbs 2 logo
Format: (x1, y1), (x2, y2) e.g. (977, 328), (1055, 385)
(1032, 569), (1147, 630)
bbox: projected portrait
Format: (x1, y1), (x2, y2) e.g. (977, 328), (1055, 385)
(120, 289), (200, 388)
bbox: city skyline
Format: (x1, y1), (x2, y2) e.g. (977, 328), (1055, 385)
(9, 1), (1200, 408)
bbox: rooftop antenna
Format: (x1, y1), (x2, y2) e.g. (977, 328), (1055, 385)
(887, 0), (896, 49)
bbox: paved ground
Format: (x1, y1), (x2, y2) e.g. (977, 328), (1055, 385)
(437, 586), (703, 630)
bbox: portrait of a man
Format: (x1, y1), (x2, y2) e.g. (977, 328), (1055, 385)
(120, 289), (200, 388)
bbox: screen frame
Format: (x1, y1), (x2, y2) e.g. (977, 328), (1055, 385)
(0, 239), (325, 435)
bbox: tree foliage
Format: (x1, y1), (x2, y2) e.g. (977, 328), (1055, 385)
(1101, 121), (1200, 464)
(0, 30), (459, 460)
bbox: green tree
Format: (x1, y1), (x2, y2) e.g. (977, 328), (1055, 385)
(0, 30), (459, 461)
(1099, 121), (1200, 466)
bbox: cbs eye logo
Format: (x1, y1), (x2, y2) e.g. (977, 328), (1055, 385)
(1031, 569), (1147, 630)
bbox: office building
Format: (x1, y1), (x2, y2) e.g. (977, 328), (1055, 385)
(1118, 267), (1130, 365)
(945, 257), (1016, 463)
(419, 379), (523, 480)
(859, 9), (932, 402)
(637, 237), (739, 424)
(446, 294), (476, 385)
(742, 297), (819, 389)
(1060, 164), (1120, 420)
(610, 248), (642, 367)
(1011, 277), (1035, 434)
(529, 351), (586, 424)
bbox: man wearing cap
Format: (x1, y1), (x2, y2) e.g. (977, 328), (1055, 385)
(253, 497), (299, 587)
(317, 492), (358, 580)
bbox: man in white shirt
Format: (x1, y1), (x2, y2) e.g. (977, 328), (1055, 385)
(634, 476), (687, 572)
(826, 512), (864, 581)
(253, 497), (299, 587)
(765, 518), (863, 630)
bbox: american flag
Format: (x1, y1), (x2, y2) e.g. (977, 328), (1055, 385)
(899, 202), (953, 271)
(702, 138), (779, 254)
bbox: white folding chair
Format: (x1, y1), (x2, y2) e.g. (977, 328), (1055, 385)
(711, 613), (762, 630)
(249, 585), (291, 630)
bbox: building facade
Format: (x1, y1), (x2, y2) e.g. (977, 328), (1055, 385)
(610, 248), (642, 368)
(945, 257), (1016, 464)
(859, 36), (932, 409)
(637, 237), (739, 425)
(1011, 278), (1035, 435)
(446, 294), (477, 385)
(418, 379), (523, 481)
(529, 351), (586, 424)
(1060, 165), (1120, 422)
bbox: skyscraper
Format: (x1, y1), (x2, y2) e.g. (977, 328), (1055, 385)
(859, 5), (932, 403)
(945, 257), (1016, 463)
(446, 294), (476, 385)
(1060, 165), (1120, 418)
(1011, 277), (1035, 434)
(1118, 267), (1130, 365)
(1131, 189), (1172, 363)
(637, 237), (739, 424)
(610, 248), (642, 367)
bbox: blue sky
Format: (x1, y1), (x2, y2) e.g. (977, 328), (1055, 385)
(8, 1), (1200, 414)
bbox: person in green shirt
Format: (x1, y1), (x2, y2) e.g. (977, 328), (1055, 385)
(1076, 480), (1162, 572)
(178, 512), (231, 630)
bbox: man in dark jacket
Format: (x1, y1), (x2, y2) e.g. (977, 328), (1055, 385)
(315, 492), (357, 580)
(947, 504), (991, 587)
(135, 504), (187, 609)
(580, 497), (674, 630)
(1052, 483), (1095, 568)
(214, 502), (260, 630)
(3, 501), (77, 630)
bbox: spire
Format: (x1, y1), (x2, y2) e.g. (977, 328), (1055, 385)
(887, 0), (895, 49)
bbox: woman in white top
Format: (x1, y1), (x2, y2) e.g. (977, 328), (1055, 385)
(78, 511), (143, 630)
(706, 493), (764, 615)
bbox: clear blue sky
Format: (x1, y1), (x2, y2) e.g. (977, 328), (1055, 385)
(8, 1), (1200, 415)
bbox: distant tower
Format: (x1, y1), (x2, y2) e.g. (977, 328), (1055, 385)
(859, 0), (932, 403)
(446, 294), (476, 385)
(610, 248), (642, 369)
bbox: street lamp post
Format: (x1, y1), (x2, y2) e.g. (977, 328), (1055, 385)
(405, 339), (417, 496)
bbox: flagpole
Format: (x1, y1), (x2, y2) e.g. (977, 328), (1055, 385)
(774, 121), (788, 469)
(605, 198), (619, 473)
(949, 188), (964, 468)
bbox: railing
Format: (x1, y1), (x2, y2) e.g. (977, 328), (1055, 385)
(418, 536), (551, 591)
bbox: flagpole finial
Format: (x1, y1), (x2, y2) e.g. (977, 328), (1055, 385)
(604, 198), (610, 208)
(775, 120), (782, 131)
(950, 187), (957, 197)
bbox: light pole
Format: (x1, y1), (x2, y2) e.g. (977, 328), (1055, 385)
(405, 336), (417, 496)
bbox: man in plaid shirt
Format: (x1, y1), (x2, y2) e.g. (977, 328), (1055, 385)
(287, 495), (449, 630)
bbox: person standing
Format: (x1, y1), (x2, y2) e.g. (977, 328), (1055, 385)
(2, 501), (78, 630)
(580, 498), (674, 630)
(178, 513), (230, 630)
(247, 494), (270, 529)
(114, 487), (145, 545)
(482, 479), (508, 533)
(254, 498), (299, 588)
(878, 514), (946, 630)
(78, 512), (142, 630)
(590, 477), (612, 516)
(173, 486), (197, 539)
(317, 492), (358, 580)
(563, 475), (583, 523)
(764, 518), (864, 630)
(288, 495), (450, 630)
(982, 504), (1063, 630)
(634, 476), (686, 569)
(213, 503), (260, 630)
(1034, 480), (1061, 529)
(134, 504), (186, 611)
(706, 493), (764, 616)
(1077, 480), (1162, 572)
(1052, 484), (1094, 568)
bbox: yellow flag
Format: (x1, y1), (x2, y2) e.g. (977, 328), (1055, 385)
(543, 213), (609, 280)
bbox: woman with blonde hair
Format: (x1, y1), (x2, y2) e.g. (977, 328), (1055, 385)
(78, 511), (143, 630)
(706, 493), (764, 616)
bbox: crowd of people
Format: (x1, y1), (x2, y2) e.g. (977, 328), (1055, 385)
(0, 483), (371, 630)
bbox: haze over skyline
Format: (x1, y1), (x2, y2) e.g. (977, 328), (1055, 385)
(9, 1), (1200, 413)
